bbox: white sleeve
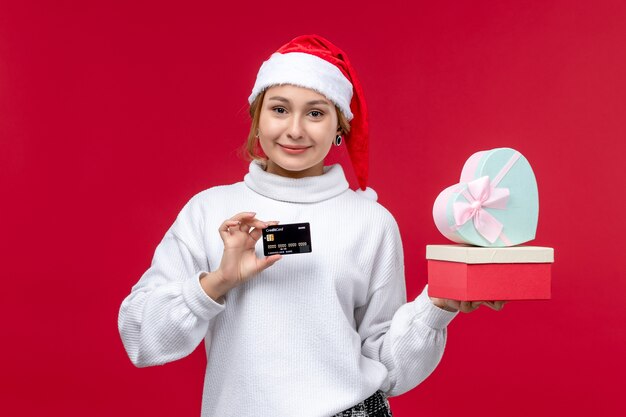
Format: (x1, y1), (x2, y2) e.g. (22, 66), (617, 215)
(355, 217), (458, 396)
(118, 196), (225, 367)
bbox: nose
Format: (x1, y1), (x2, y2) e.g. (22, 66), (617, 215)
(286, 116), (304, 140)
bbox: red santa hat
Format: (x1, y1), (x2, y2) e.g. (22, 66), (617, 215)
(248, 34), (377, 201)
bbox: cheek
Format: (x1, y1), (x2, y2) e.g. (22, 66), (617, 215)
(257, 132), (274, 154)
(313, 123), (337, 146)
(259, 116), (283, 139)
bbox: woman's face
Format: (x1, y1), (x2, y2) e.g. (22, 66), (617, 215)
(258, 84), (339, 178)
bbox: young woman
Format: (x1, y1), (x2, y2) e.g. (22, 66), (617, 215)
(118, 34), (504, 417)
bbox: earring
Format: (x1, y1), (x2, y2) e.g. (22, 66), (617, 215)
(255, 129), (260, 138)
(334, 135), (342, 146)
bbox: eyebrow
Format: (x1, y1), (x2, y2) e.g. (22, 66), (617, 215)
(267, 96), (332, 106)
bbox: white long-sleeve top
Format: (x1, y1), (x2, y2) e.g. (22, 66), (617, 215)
(118, 160), (457, 417)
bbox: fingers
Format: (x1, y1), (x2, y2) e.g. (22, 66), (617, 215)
(258, 254), (282, 271)
(445, 300), (508, 314)
(483, 301), (507, 311)
(470, 301), (483, 310)
(459, 301), (482, 313)
(240, 218), (269, 234)
(230, 212), (265, 233)
(219, 212), (256, 235)
(249, 221), (279, 241)
(219, 212), (272, 236)
(219, 219), (242, 236)
(429, 298), (485, 313)
(445, 299), (461, 312)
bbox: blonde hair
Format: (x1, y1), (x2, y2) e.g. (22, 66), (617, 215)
(243, 89), (351, 161)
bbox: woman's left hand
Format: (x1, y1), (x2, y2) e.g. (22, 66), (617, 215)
(429, 297), (507, 313)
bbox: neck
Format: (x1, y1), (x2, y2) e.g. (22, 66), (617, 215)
(265, 160), (325, 179)
(244, 160), (349, 203)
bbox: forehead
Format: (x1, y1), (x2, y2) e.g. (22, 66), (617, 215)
(264, 84), (333, 105)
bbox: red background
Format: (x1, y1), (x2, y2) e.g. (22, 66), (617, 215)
(2, 1), (625, 416)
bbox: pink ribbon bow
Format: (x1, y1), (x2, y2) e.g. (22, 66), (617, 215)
(453, 176), (510, 243)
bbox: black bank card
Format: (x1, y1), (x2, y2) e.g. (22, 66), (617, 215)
(262, 222), (312, 256)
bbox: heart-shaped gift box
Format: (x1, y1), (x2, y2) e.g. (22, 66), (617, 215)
(433, 147), (539, 247)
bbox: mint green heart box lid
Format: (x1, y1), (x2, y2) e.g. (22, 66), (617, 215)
(433, 147), (539, 247)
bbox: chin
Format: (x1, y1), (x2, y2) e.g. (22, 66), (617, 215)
(276, 161), (313, 172)
(269, 156), (325, 175)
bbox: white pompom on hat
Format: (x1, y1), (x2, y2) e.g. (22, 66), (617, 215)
(248, 34), (377, 201)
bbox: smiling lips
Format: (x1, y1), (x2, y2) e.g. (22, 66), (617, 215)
(278, 144), (311, 155)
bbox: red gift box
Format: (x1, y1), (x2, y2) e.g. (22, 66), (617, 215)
(426, 245), (553, 301)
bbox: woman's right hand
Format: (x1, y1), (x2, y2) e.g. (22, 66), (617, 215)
(200, 212), (282, 301)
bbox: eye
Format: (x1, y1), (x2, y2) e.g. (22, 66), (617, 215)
(308, 110), (324, 118)
(272, 107), (287, 114)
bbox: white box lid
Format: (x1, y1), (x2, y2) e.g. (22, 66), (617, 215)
(426, 245), (554, 264)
